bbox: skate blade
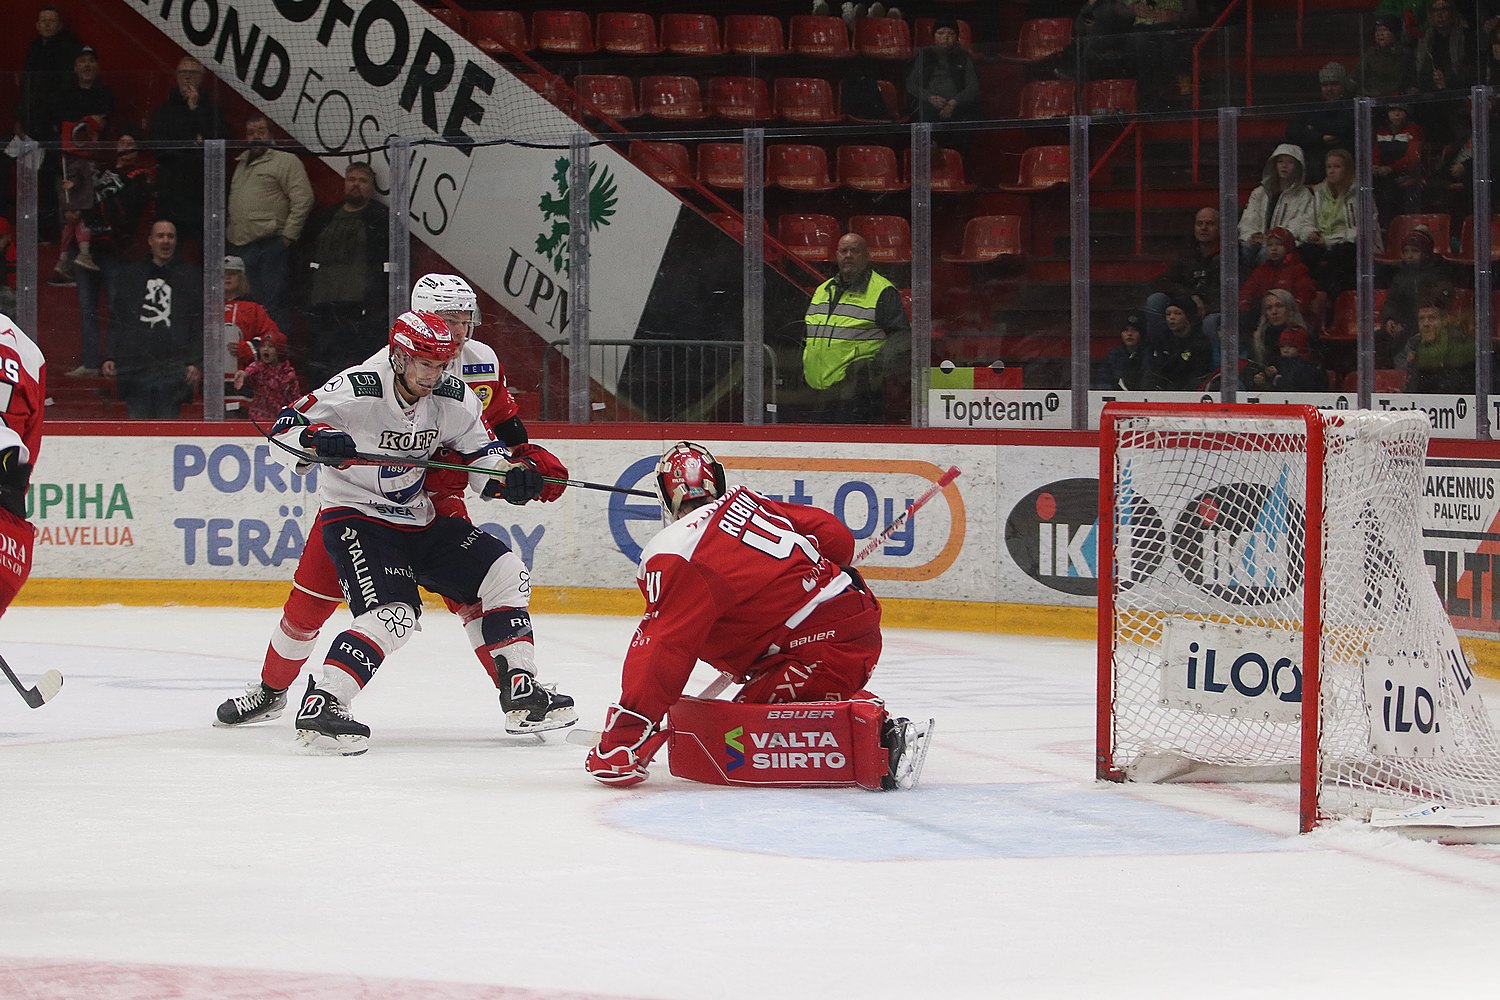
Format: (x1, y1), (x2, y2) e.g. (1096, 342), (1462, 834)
(293, 729), (369, 756)
(212, 707), (285, 728)
(894, 718), (935, 790)
(504, 706), (579, 735)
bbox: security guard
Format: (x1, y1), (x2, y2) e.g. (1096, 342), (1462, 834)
(802, 233), (911, 423)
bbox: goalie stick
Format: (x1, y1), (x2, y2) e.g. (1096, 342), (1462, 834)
(0, 655), (63, 708)
(567, 465), (964, 745)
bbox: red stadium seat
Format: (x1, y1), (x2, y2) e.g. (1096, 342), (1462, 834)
(641, 76), (708, 121)
(1083, 78), (1137, 114)
(573, 74), (639, 120)
(698, 143), (747, 189)
(709, 76), (774, 122)
(941, 215), (1024, 263)
(902, 148), (976, 192)
(998, 145), (1070, 192)
(1019, 79), (1075, 119)
(774, 77), (842, 124)
(471, 11), (530, 53)
(532, 10), (597, 54)
(661, 13), (724, 55)
(629, 141), (693, 188)
(914, 17), (974, 50)
(1444, 215), (1500, 264)
(725, 14), (786, 56)
(777, 213), (842, 262)
(789, 15), (853, 58)
(424, 5), (465, 34)
(1326, 289), (1390, 340)
(1342, 369), (1407, 392)
(1005, 18), (1072, 63)
(767, 144), (838, 192)
(1377, 214), (1452, 264)
(515, 72), (572, 114)
(849, 215), (912, 263)
(837, 145), (907, 192)
(853, 17), (913, 59)
(842, 79), (904, 123)
(597, 12), (662, 55)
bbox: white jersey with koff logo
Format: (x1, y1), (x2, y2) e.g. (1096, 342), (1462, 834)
(275, 354), (509, 527)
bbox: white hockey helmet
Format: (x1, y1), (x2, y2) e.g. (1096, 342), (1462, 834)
(655, 441), (726, 521)
(410, 273), (479, 326)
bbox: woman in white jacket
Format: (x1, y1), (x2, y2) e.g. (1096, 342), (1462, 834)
(1237, 143), (1316, 266)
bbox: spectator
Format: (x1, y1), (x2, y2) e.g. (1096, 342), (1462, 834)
(1125, 0), (1188, 111)
(1237, 143), (1315, 266)
(1248, 289), (1314, 373)
(1146, 207), (1225, 345)
(69, 133), (153, 378)
(297, 161), (391, 389)
(1148, 297), (1215, 389)
(1253, 325), (1326, 391)
(1373, 103), (1426, 222)
(102, 219), (203, 419)
(1099, 313), (1152, 390)
(222, 255), (284, 400)
(802, 233), (911, 423)
(906, 15), (980, 147)
(1380, 227), (1454, 361)
(1303, 149), (1368, 302)
(1056, 0), (1136, 81)
(1484, 24), (1500, 85)
(0, 217), (15, 316)
(44, 45), (112, 287)
(1358, 15), (1417, 97)
(1401, 298), (1473, 392)
(1239, 228), (1319, 329)
(16, 5), (81, 244)
(1375, 0), (1432, 42)
(233, 329), (300, 425)
(1284, 63), (1356, 184)
(147, 56), (230, 246)
(1415, 0), (1476, 93)
(226, 114), (313, 332)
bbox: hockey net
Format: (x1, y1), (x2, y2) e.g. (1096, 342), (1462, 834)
(1097, 404), (1500, 833)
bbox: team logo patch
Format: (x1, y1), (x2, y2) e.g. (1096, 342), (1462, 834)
(434, 374), (466, 401)
(349, 372), (383, 398)
(724, 726), (745, 771)
(462, 363), (496, 376)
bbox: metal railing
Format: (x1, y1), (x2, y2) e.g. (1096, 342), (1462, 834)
(541, 338), (778, 423)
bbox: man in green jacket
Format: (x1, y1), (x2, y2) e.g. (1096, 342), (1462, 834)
(802, 233), (911, 424)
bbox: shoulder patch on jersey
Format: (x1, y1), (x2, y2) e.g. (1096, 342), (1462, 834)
(348, 371), (383, 398)
(433, 374), (466, 402)
(461, 362), (497, 376)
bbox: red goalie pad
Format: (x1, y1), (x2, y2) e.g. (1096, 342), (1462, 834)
(666, 696), (890, 790)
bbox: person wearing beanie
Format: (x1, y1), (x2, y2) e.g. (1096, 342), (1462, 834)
(1100, 314), (1151, 390)
(1284, 62), (1356, 184)
(906, 14), (979, 130)
(1239, 226), (1320, 328)
(1237, 143), (1316, 266)
(1374, 0), (1432, 42)
(1379, 227), (1454, 364)
(1359, 15), (1417, 96)
(1254, 321), (1327, 392)
(1150, 297), (1216, 390)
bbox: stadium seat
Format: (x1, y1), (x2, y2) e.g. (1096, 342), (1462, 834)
(777, 213), (842, 262)
(1342, 369), (1407, 392)
(708, 212), (786, 262)
(842, 79), (904, 124)
(424, 5), (465, 34)
(661, 13), (724, 55)
(630, 141), (693, 188)
(837, 145), (907, 192)
(1326, 289), (1390, 340)
(1083, 79), (1138, 114)
(532, 10), (597, 54)
(774, 77), (841, 124)
(709, 76), (774, 122)
(1019, 80), (1075, 119)
(850, 215), (912, 263)
(853, 17), (913, 60)
(1444, 215), (1500, 264)
(1004, 18), (1072, 63)
(767, 144), (838, 192)
(941, 215), (1024, 263)
(997, 145), (1070, 193)
(641, 76), (708, 121)
(573, 74), (639, 120)
(471, 11), (530, 53)
(725, 14), (786, 56)
(914, 17), (973, 50)
(697, 143), (747, 189)
(1377, 214), (1452, 264)
(597, 12), (662, 55)
(515, 72), (572, 114)
(789, 15), (854, 58)
(903, 148), (975, 192)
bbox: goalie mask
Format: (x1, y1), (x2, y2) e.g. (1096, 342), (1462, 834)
(410, 273), (480, 328)
(655, 442), (726, 520)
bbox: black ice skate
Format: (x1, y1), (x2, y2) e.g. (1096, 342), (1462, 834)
(498, 664), (578, 735)
(293, 677), (370, 755)
(213, 681), (288, 727)
(881, 716), (935, 790)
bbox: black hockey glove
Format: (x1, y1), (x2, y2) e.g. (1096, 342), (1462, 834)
(0, 445), (32, 520)
(301, 426), (358, 461)
(483, 464), (544, 505)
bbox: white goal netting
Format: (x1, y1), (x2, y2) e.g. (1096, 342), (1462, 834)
(1100, 405), (1500, 830)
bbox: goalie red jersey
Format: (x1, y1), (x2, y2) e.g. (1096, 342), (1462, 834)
(0, 314), (46, 614)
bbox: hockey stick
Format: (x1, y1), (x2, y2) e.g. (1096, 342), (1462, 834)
(261, 428), (655, 498)
(0, 655), (63, 709)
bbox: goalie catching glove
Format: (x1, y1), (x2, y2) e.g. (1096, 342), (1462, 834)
(508, 443), (568, 502)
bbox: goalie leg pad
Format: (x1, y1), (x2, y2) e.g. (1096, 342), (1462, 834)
(666, 696), (891, 790)
(737, 591), (883, 704)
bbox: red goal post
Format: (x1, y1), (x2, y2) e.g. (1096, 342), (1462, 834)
(1097, 402), (1500, 836)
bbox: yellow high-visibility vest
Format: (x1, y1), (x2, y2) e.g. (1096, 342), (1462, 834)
(802, 270), (897, 390)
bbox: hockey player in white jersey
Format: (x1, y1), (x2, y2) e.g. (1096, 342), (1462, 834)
(271, 309), (574, 754)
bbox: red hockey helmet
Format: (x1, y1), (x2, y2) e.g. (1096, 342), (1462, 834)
(389, 310), (459, 363)
(655, 441), (726, 520)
